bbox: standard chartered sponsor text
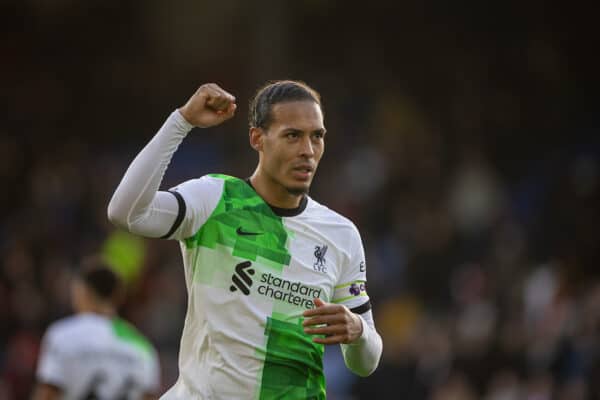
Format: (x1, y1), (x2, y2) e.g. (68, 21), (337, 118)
(257, 273), (321, 309)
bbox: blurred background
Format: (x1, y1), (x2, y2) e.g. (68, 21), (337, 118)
(1, 1), (598, 399)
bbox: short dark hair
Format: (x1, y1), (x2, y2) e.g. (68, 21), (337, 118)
(78, 256), (122, 301)
(249, 80), (322, 129)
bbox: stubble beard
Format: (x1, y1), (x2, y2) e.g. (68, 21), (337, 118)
(285, 185), (309, 196)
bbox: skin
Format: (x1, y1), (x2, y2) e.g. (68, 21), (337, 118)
(31, 384), (61, 400)
(248, 100), (325, 208)
(179, 83), (364, 344)
(71, 278), (117, 316)
(303, 298), (363, 344)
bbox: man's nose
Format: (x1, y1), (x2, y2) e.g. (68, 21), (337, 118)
(298, 136), (315, 157)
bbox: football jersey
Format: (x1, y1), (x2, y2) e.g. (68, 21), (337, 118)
(161, 174), (370, 400)
(36, 313), (160, 400)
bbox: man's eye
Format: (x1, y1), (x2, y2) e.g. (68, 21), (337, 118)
(287, 132), (299, 139)
(313, 132), (324, 139)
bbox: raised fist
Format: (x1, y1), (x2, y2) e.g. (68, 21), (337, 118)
(179, 83), (237, 128)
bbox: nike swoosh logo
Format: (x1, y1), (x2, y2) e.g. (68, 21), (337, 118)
(236, 227), (263, 236)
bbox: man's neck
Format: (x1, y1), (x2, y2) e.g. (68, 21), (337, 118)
(249, 171), (303, 209)
(78, 304), (116, 318)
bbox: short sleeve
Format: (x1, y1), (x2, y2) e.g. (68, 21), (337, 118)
(36, 327), (67, 388)
(140, 348), (161, 393)
(166, 175), (224, 241)
(332, 225), (370, 312)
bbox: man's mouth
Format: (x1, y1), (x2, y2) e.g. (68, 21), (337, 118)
(291, 165), (314, 180)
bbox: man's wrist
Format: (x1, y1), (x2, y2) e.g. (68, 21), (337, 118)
(349, 314), (367, 345)
(173, 109), (195, 132)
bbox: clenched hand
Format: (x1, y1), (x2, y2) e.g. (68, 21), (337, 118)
(179, 83), (237, 128)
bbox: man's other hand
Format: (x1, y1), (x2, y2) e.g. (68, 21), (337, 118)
(302, 298), (363, 345)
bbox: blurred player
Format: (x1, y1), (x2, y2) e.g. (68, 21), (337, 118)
(33, 257), (160, 400)
(108, 81), (382, 399)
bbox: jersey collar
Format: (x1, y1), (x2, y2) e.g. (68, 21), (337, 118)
(244, 178), (308, 217)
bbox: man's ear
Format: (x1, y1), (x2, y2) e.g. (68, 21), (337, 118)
(249, 127), (264, 151)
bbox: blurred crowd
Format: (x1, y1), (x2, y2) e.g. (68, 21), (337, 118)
(1, 1), (598, 399)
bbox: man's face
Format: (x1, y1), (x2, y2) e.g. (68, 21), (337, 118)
(258, 101), (326, 196)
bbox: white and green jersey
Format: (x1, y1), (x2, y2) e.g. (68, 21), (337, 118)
(108, 110), (382, 399)
(36, 313), (160, 399)
(161, 174), (370, 400)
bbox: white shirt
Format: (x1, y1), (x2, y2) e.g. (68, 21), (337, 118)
(37, 313), (160, 399)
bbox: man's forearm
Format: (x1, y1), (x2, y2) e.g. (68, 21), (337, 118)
(107, 110), (193, 237)
(32, 383), (62, 400)
(341, 311), (383, 377)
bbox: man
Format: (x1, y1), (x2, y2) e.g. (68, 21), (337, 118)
(108, 81), (382, 399)
(33, 258), (160, 400)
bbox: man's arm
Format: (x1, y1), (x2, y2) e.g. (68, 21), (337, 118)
(31, 382), (62, 400)
(139, 345), (161, 400)
(339, 308), (382, 377)
(34, 328), (67, 400)
(303, 225), (382, 377)
(107, 83), (236, 238)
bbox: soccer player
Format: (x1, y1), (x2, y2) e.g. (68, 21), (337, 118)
(107, 81), (383, 399)
(33, 258), (160, 400)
